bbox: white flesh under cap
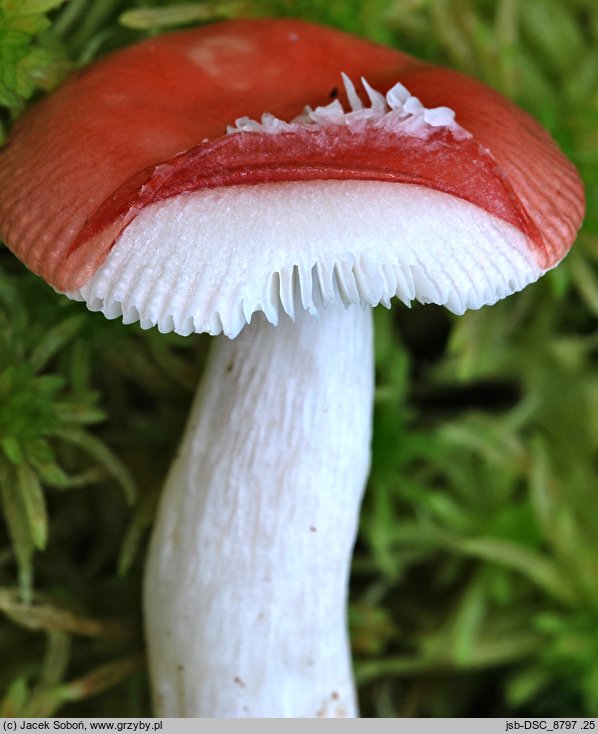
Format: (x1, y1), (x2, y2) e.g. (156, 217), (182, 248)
(67, 180), (541, 338)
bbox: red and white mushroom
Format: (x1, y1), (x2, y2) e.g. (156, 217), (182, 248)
(0, 18), (584, 718)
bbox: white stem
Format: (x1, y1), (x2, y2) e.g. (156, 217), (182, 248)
(143, 301), (374, 717)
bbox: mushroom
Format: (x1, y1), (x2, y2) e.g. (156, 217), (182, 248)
(0, 19), (584, 718)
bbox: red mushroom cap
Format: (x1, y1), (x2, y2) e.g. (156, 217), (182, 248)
(0, 18), (585, 335)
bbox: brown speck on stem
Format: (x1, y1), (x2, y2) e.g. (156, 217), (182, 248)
(226, 361), (234, 373)
(234, 676), (246, 688)
(310, 526), (317, 532)
(176, 664), (185, 672)
(331, 691), (339, 700)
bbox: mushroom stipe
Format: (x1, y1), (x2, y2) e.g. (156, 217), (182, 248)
(0, 18), (584, 718)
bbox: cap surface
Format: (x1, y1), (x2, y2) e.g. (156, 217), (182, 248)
(0, 19), (585, 336)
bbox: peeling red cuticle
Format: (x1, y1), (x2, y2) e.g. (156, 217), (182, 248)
(69, 123), (546, 270)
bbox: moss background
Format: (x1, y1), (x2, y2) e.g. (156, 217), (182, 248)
(0, 0), (596, 718)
